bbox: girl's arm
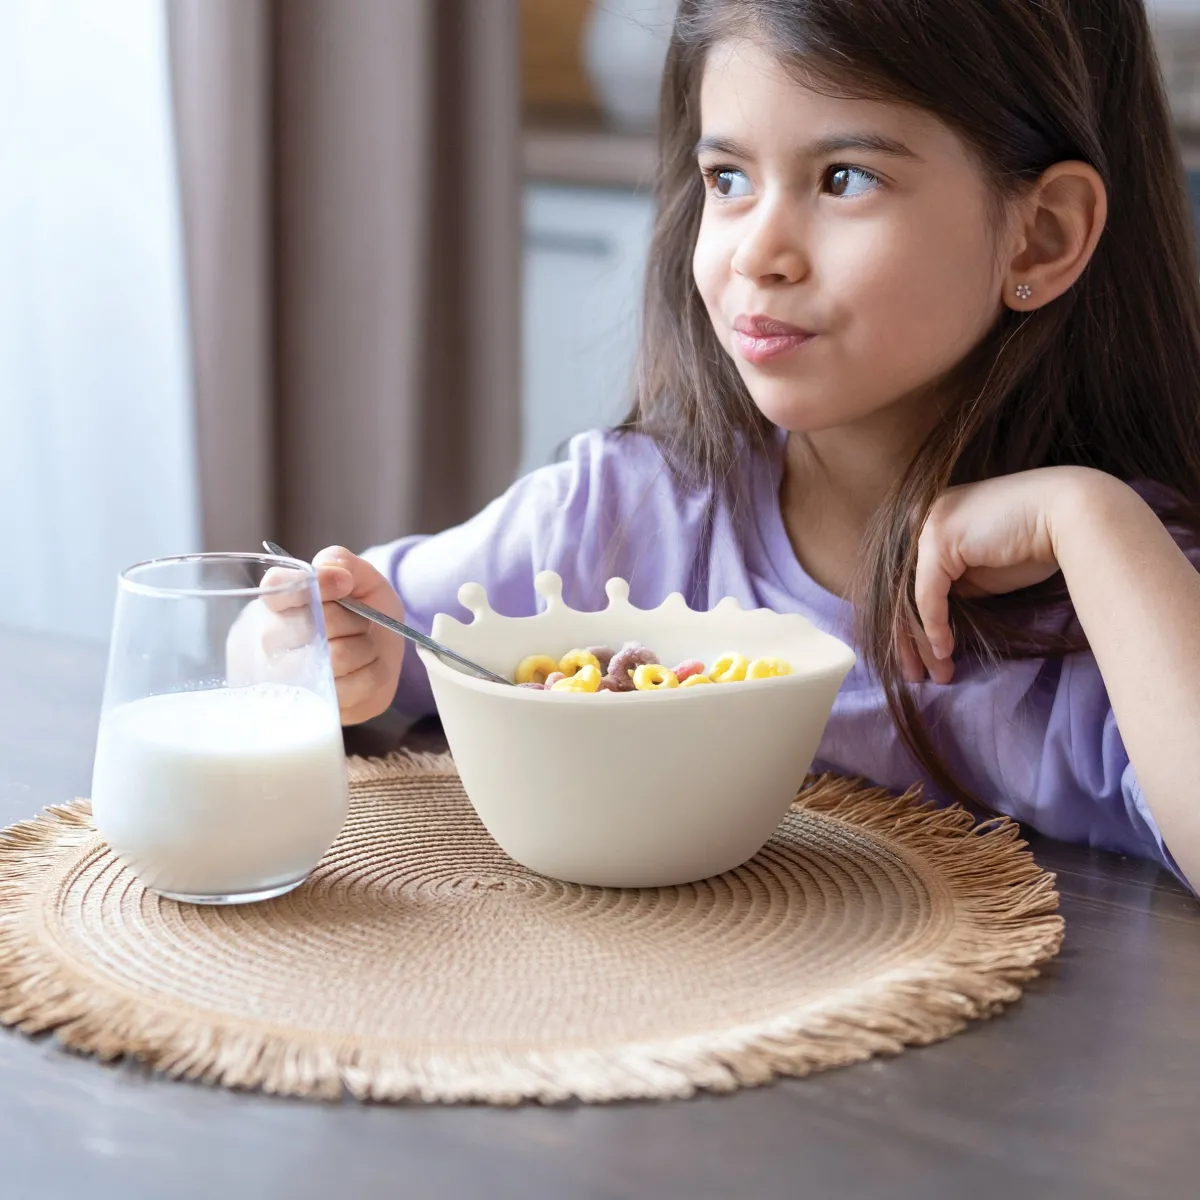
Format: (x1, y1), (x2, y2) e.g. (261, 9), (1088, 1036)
(1049, 472), (1200, 887)
(912, 466), (1200, 888)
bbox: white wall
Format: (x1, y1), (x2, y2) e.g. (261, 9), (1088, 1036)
(0, 0), (199, 641)
(521, 184), (655, 474)
(1148, 0), (1200, 19)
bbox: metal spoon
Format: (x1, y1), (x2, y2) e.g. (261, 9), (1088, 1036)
(262, 541), (515, 686)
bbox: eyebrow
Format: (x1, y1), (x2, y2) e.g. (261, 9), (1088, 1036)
(694, 132), (921, 161)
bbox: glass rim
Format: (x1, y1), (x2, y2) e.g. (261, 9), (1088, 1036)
(118, 552), (316, 599)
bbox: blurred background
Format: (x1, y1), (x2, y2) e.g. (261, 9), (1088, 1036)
(5, 0), (1200, 642)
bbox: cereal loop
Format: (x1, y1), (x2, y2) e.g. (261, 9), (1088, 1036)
(599, 673), (630, 693)
(559, 649), (602, 678)
(517, 681), (545, 690)
(587, 646), (617, 674)
(609, 645), (659, 684)
(515, 655), (560, 685)
(544, 672), (566, 688)
(633, 664), (679, 691)
(710, 653), (749, 683)
(673, 659), (706, 683)
(746, 657), (793, 680)
(550, 664), (602, 693)
(679, 674), (713, 688)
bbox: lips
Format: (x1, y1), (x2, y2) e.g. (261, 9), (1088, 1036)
(732, 314), (815, 365)
(733, 314), (811, 337)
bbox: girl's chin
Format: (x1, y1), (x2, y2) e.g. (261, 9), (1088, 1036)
(742, 376), (902, 437)
(744, 390), (846, 436)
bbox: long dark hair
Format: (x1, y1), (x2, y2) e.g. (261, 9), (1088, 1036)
(624, 0), (1200, 805)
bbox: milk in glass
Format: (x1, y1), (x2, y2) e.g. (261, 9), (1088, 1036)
(92, 683), (348, 899)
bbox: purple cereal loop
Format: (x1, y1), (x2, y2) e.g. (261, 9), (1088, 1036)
(586, 645), (616, 674)
(517, 681), (544, 690)
(600, 672), (633, 693)
(544, 672), (566, 688)
(608, 645), (659, 684)
(673, 659), (705, 683)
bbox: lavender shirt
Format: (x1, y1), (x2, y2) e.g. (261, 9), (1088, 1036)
(365, 428), (1182, 881)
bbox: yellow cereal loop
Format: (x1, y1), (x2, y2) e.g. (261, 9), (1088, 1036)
(679, 674), (712, 688)
(550, 664), (601, 693)
(710, 653), (748, 683)
(515, 654), (560, 685)
(559, 648), (602, 678)
(746, 657), (793, 680)
(632, 664), (679, 691)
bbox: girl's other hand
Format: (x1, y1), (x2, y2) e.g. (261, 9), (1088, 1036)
(900, 468), (1096, 684)
(252, 547), (407, 725)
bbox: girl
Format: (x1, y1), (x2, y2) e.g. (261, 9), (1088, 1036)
(266, 0), (1200, 889)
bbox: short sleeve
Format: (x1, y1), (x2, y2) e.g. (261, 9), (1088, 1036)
(1034, 653), (1187, 884)
(361, 430), (713, 716)
(991, 532), (1200, 891)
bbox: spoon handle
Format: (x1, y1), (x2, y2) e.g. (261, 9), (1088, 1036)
(262, 542), (515, 687)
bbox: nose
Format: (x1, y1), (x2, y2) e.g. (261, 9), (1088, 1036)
(730, 195), (809, 285)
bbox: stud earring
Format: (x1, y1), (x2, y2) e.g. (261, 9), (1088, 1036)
(1014, 283), (1034, 301)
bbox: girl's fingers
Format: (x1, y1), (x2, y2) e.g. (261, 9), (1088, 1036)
(897, 633), (927, 684)
(914, 524), (960, 662)
(896, 621), (956, 686)
(259, 566), (312, 613)
(910, 620), (955, 686)
(329, 632), (378, 679)
(336, 657), (392, 725)
(259, 605), (317, 655)
(316, 564), (355, 603)
(256, 550), (403, 718)
(313, 546), (390, 603)
(324, 600), (371, 640)
(260, 563), (352, 613)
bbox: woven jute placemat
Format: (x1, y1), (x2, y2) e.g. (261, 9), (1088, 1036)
(0, 754), (1063, 1105)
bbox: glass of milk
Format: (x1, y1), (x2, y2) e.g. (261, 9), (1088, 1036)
(91, 552), (350, 904)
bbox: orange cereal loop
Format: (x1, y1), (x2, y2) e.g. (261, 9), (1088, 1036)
(632, 663), (679, 691)
(710, 653), (748, 683)
(550, 664), (602, 693)
(746, 657), (792, 680)
(558, 649), (602, 678)
(515, 654), (559, 685)
(679, 674), (712, 688)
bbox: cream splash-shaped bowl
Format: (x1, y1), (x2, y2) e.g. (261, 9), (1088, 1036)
(417, 573), (856, 887)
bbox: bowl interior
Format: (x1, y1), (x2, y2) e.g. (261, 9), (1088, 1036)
(420, 572), (856, 694)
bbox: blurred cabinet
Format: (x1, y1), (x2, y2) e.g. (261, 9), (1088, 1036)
(520, 183), (655, 473)
(521, 0), (596, 121)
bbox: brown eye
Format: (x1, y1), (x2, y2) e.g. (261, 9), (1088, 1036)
(828, 168), (852, 196)
(824, 165), (881, 198)
(703, 167), (752, 199)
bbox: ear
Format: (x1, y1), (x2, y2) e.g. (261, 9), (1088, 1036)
(1005, 161), (1107, 311)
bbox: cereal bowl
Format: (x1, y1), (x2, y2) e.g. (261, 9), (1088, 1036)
(417, 572), (856, 887)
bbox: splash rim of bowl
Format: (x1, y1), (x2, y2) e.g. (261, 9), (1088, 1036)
(417, 572), (857, 697)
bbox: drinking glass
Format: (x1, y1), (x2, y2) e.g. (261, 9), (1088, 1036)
(91, 553), (349, 904)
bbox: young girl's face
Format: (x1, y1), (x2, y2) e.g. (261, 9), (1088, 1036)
(693, 38), (1009, 441)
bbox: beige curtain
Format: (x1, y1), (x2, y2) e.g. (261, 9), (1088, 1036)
(167, 0), (522, 559)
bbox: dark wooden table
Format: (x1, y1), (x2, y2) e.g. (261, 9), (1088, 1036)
(2, 624), (1198, 1200)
